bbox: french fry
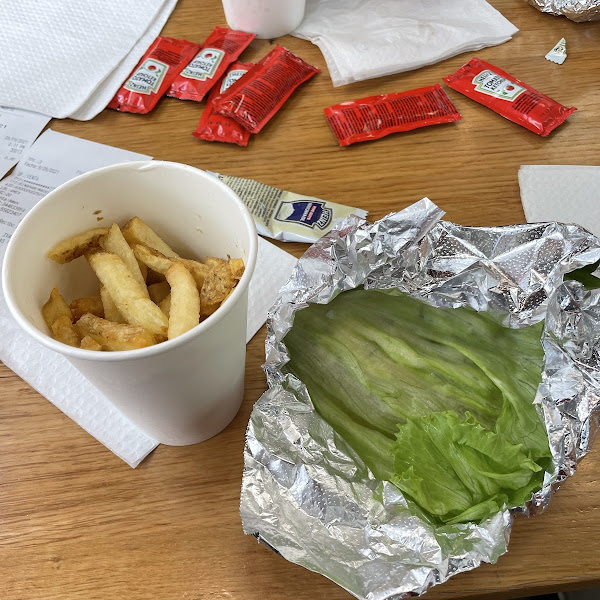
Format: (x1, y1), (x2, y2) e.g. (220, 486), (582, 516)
(80, 335), (102, 351)
(87, 251), (168, 337)
(229, 258), (245, 280)
(132, 244), (173, 275)
(204, 256), (226, 268)
(165, 264), (200, 339)
(122, 217), (179, 258)
(42, 288), (72, 328)
(200, 261), (237, 318)
(47, 227), (109, 264)
(147, 281), (171, 304)
(43, 217), (244, 351)
(50, 315), (81, 347)
(101, 223), (148, 292)
(159, 294), (171, 318)
(99, 285), (125, 323)
(76, 313), (156, 351)
(178, 258), (210, 289)
(69, 295), (104, 320)
(133, 244), (209, 290)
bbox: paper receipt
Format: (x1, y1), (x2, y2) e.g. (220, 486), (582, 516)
(0, 106), (50, 180)
(0, 129), (151, 252)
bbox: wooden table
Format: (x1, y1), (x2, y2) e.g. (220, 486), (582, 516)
(2, 1), (599, 599)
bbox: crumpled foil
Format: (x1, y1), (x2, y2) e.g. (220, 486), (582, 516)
(240, 198), (600, 600)
(525, 0), (600, 22)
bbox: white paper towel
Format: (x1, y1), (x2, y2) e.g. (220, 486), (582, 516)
(0, 130), (299, 467)
(293, 0), (518, 87)
(519, 165), (600, 238)
(0, 0), (177, 120)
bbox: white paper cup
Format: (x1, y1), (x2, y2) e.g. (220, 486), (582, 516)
(2, 161), (258, 446)
(222, 0), (306, 39)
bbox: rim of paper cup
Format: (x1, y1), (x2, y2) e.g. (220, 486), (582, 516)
(2, 160), (259, 363)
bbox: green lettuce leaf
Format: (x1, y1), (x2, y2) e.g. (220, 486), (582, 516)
(285, 289), (551, 525)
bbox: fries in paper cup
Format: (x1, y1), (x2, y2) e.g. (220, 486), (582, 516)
(43, 218), (245, 351)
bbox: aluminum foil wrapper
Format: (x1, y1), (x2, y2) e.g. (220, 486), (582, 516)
(241, 198), (600, 599)
(525, 0), (600, 22)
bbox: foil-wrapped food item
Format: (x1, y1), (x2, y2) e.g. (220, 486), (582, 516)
(525, 0), (600, 22)
(240, 199), (600, 599)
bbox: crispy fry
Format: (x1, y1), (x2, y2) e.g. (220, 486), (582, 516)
(122, 217), (179, 258)
(132, 244), (173, 275)
(50, 315), (81, 347)
(200, 261), (237, 318)
(80, 335), (102, 351)
(133, 244), (209, 290)
(101, 223), (148, 291)
(87, 251), (168, 337)
(165, 263), (200, 339)
(76, 313), (156, 351)
(99, 285), (125, 323)
(42, 216), (242, 351)
(229, 257), (245, 280)
(47, 227), (109, 264)
(42, 288), (72, 328)
(69, 295), (104, 320)
(147, 281), (171, 304)
(178, 258), (210, 289)
(159, 293), (171, 318)
(204, 256), (227, 268)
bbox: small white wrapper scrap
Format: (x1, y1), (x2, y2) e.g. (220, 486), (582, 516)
(241, 198), (600, 599)
(546, 38), (567, 64)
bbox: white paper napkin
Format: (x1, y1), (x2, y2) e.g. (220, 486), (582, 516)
(0, 130), (298, 467)
(69, 0), (178, 121)
(0, 0), (177, 120)
(293, 0), (518, 87)
(519, 165), (600, 238)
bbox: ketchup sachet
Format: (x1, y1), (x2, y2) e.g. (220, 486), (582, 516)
(108, 37), (201, 114)
(212, 45), (320, 134)
(324, 84), (461, 146)
(443, 58), (576, 137)
(168, 27), (255, 102)
(193, 62), (254, 146)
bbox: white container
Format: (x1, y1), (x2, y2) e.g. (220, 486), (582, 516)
(222, 0), (306, 39)
(2, 161), (258, 446)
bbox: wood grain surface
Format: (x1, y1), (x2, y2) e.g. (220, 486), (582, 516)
(1, 1), (600, 599)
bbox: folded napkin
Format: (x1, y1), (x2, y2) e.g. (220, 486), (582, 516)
(0, 0), (177, 120)
(293, 0), (518, 87)
(519, 165), (600, 239)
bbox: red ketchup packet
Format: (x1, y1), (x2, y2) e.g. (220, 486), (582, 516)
(192, 62), (254, 147)
(212, 45), (320, 134)
(108, 37), (201, 114)
(443, 58), (576, 137)
(168, 27), (255, 102)
(324, 84), (462, 146)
